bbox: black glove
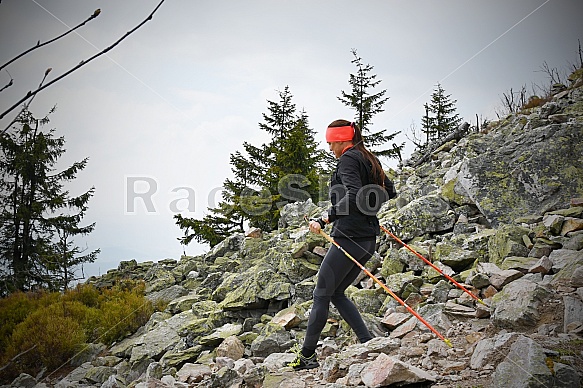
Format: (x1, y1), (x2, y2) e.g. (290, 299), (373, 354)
(309, 217), (326, 229)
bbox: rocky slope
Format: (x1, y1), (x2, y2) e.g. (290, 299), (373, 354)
(8, 69), (583, 388)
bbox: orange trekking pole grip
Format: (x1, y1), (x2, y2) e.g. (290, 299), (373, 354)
(380, 225), (485, 305)
(305, 217), (452, 347)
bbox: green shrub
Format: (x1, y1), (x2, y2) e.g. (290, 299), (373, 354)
(63, 283), (101, 307)
(0, 291), (59, 353)
(61, 300), (102, 342)
(0, 280), (158, 382)
(3, 304), (86, 378)
(96, 282), (154, 345)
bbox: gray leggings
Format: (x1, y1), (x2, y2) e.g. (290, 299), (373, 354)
(302, 237), (375, 352)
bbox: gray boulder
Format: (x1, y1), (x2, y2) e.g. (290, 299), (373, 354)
(360, 353), (436, 387)
(491, 335), (554, 388)
(491, 279), (550, 330)
(455, 117), (583, 227)
(382, 194), (456, 240)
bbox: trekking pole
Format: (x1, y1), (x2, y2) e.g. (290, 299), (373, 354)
(380, 225), (485, 305)
(305, 217), (452, 347)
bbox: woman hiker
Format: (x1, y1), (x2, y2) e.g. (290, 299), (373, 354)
(287, 119), (397, 370)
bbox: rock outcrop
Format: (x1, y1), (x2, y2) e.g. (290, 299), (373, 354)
(9, 69), (583, 388)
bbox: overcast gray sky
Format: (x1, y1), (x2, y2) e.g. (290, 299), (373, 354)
(1, 0), (582, 279)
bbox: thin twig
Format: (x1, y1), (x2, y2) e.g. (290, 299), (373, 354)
(0, 344), (38, 372)
(0, 78), (13, 93)
(0, 0), (166, 122)
(0, 69), (14, 93)
(0, 9), (101, 72)
(2, 69), (52, 134)
(578, 39), (583, 69)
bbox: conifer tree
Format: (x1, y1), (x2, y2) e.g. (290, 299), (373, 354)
(259, 85), (296, 141)
(175, 87), (327, 247)
(249, 91), (326, 230)
(421, 83), (462, 144)
(0, 109), (98, 295)
(338, 49), (403, 159)
(265, 110), (327, 229)
(174, 148), (262, 247)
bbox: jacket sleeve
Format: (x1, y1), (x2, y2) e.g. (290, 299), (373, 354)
(327, 154), (363, 222)
(384, 175), (397, 199)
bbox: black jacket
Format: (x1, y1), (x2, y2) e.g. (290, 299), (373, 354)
(327, 147), (396, 239)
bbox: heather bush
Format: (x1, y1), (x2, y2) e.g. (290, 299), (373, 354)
(0, 281), (156, 382)
(95, 282), (155, 344)
(0, 291), (59, 352)
(4, 304), (87, 374)
(63, 282), (101, 307)
(521, 95), (550, 110)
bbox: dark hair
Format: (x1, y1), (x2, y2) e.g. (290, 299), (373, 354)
(328, 119), (386, 186)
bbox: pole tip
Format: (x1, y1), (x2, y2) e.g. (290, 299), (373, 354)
(444, 339), (453, 348)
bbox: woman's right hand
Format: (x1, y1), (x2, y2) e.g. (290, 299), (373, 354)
(309, 220), (322, 234)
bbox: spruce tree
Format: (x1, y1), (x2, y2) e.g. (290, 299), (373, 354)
(421, 83), (462, 144)
(249, 90), (327, 230)
(0, 109), (98, 295)
(259, 85), (296, 141)
(338, 49), (403, 159)
(268, 110), (327, 222)
(175, 87), (328, 247)
(174, 148), (262, 247)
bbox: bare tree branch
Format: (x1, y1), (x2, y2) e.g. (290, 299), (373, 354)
(538, 61), (562, 87)
(0, 69), (13, 93)
(0, 0), (166, 122)
(0, 9), (101, 73)
(0, 78), (12, 93)
(405, 120), (424, 150)
(578, 39), (583, 69)
(2, 68), (52, 134)
(409, 122), (470, 168)
(0, 345), (38, 372)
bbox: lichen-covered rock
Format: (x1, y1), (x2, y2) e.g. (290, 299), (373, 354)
(398, 243), (430, 272)
(166, 293), (200, 314)
(422, 261), (455, 284)
(249, 323), (293, 357)
(380, 247), (405, 279)
(277, 198), (322, 229)
(455, 117), (583, 227)
(144, 266), (178, 293)
(491, 279), (550, 330)
(160, 345), (203, 369)
(346, 287), (385, 315)
(84, 365), (116, 384)
(146, 284), (188, 304)
(216, 266), (291, 310)
(199, 323), (243, 347)
(491, 335), (554, 388)
(205, 233), (244, 261)
(434, 241), (478, 271)
(488, 225), (530, 265)
(382, 194), (455, 240)
(384, 271), (423, 298)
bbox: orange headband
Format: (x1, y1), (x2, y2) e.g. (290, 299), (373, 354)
(326, 125), (354, 142)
